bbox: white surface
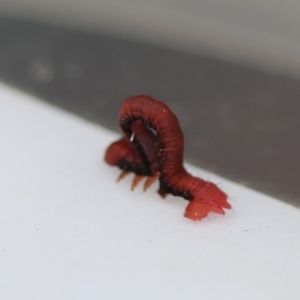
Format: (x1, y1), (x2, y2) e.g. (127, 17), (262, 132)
(1, 82), (300, 300)
(2, 0), (300, 78)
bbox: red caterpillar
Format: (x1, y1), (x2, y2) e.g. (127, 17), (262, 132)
(105, 95), (231, 221)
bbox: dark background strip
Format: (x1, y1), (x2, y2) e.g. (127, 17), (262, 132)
(1, 17), (299, 206)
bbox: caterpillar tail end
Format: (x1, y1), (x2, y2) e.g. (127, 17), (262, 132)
(184, 182), (231, 221)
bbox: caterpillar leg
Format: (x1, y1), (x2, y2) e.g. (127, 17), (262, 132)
(143, 173), (160, 191)
(117, 171), (130, 181)
(184, 200), (210, 221)
(131, 175), (144, 190)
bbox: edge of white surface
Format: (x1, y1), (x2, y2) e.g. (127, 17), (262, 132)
(0, 81), (299, 214)
(1, 82), (300, 300)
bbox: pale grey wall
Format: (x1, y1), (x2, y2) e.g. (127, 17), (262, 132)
(1, 0), (300, 78)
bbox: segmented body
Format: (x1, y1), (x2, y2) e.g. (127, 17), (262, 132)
(105, 95), (231, 221)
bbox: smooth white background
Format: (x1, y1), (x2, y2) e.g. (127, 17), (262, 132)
(1, 83), (300, 299)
